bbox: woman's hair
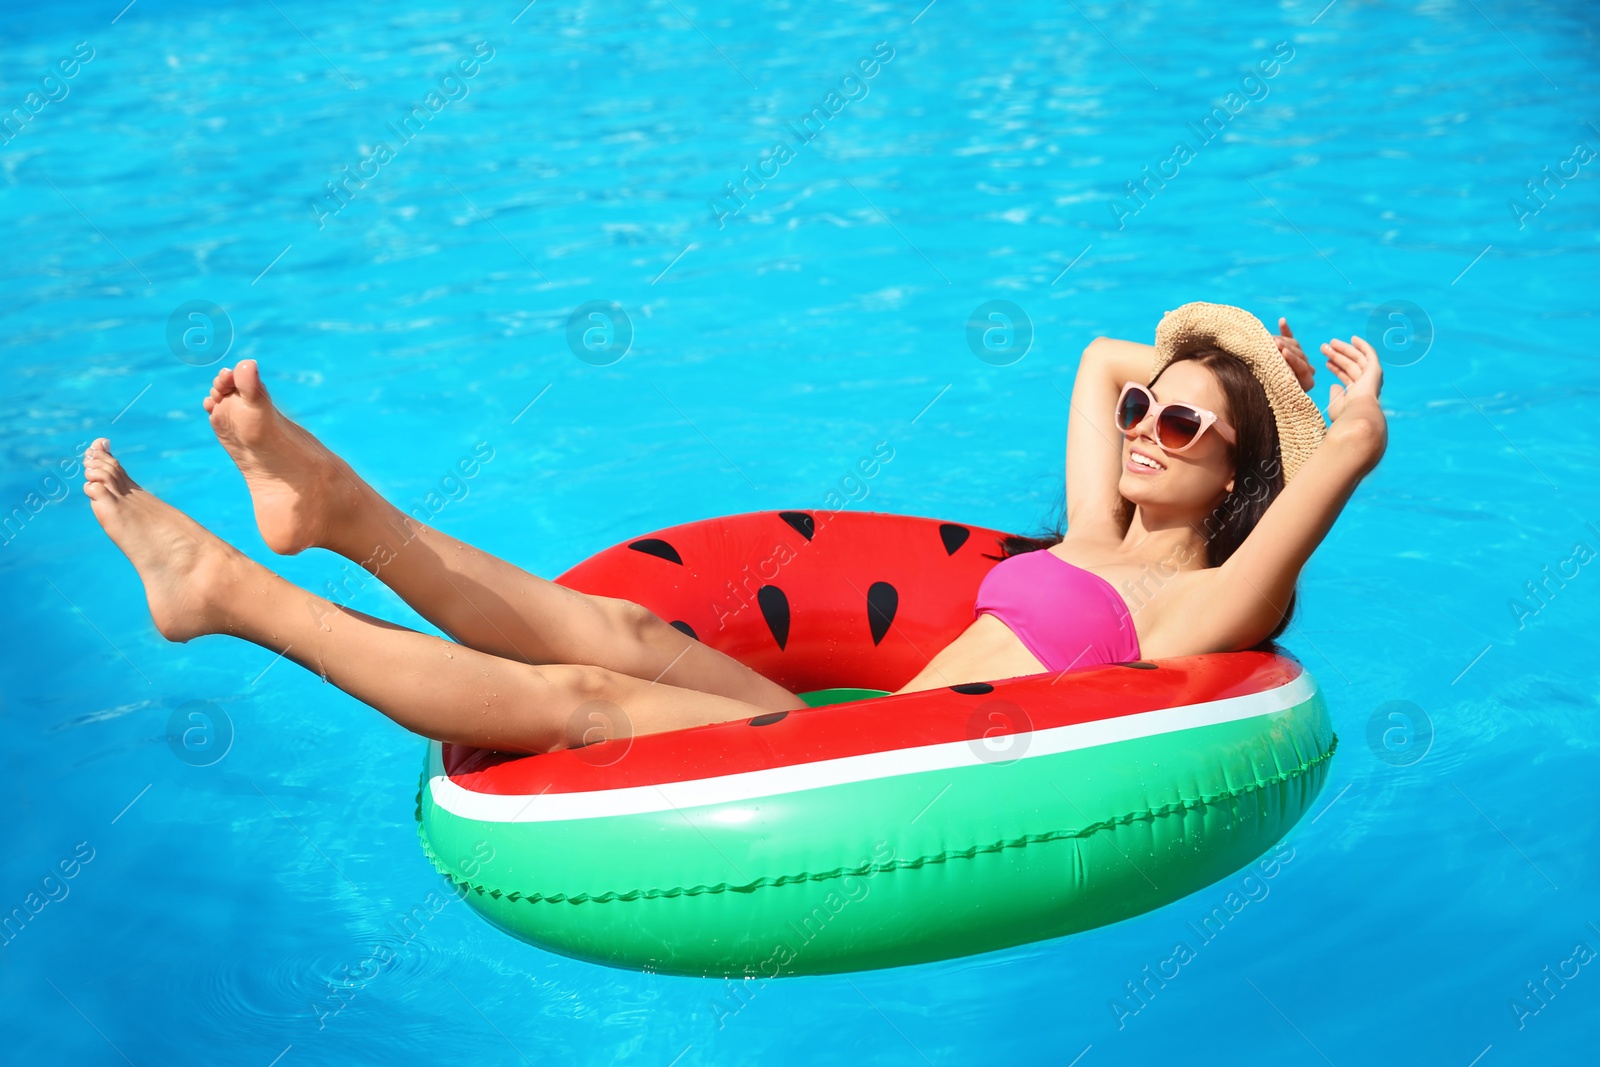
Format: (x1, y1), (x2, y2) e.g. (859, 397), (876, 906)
(986, 347), (1295, 644)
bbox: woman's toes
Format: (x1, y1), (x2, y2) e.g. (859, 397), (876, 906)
(206, 367), (236, 407)
(203, 359), (360, 555)
(80, 453), (230, 645)
(233, 359), (267, 401)
(83, 441), (135, 493)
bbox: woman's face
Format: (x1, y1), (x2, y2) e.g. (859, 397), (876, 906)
(1117, 359), (1236, 516)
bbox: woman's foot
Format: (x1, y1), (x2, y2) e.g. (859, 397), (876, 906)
(204, 360), (367, 555)
(82, 439), (240, 643)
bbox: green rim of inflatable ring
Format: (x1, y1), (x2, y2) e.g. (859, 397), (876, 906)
(413, 732), (1337, 905)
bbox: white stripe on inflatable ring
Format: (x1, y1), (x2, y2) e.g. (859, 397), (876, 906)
(427, 670), (1320, 824)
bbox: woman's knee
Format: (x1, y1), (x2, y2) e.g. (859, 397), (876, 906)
(606, 598), (676, 655)
(611, 596), (649, 627)
(568, 664), (640, 749)
(538, 661), (615, 705)
(583, 594), (645, 633)
(520, 662), (619, 752)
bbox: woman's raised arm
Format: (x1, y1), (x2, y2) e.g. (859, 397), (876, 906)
(1171, 335), (1388, 652)
(1065, 336), (1156, 536)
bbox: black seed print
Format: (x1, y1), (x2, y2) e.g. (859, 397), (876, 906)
(866, 581), (898, 645)
(778, 511), (816, 541)
(938, 523), (971, 555)
(628, 538), (683, 565)
(758, 585), (790, 650)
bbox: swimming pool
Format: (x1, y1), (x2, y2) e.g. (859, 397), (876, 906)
(3, 0), (1597, 1063)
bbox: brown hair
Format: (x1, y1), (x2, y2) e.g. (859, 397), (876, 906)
(989, 347), (1295, 644)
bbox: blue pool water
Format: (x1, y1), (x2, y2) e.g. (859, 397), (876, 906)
(3, 0), (1598, 1063)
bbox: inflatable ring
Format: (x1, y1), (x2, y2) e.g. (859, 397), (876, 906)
(416, 510), (1336, 976)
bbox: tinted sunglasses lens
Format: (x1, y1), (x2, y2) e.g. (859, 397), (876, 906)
(1116, 389), (1150, 431)
(1157, 406), (1203, 449)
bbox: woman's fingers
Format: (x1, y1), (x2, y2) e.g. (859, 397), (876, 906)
(1276, 323), (1314, 390)
(1322, 335), (1384, 407)
(1319, 334), (1385, 410)
(1327, 337), (1364, 360)
(1331, 336), (1376, 378)
(1321, 341), (1357, 383)
(1348, 335), (1383, 397)
(1329, 338), (1368, 375)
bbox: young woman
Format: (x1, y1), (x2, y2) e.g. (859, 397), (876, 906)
(84, 302), (1385, 754)
(897, 300), (1387, 690)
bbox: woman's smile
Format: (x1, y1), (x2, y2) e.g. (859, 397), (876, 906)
(1125, 445), (1166, 473)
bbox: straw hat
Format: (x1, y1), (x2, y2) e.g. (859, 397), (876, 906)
(1151, 301), (1326, 483)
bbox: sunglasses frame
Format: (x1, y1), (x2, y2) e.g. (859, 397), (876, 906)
(1114, 381), (1237, 455)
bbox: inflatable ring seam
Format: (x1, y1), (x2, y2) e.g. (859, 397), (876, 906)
(413, 731), (1337, 904)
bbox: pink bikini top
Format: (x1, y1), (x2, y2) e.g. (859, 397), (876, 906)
(972, 549), (1142, 673)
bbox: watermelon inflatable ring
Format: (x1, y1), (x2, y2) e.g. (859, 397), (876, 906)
(416, 510), (1336, 977)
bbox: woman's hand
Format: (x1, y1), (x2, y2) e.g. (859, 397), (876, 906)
(1274, 318), (1316, 392)
(1320, 334), (1384, 422)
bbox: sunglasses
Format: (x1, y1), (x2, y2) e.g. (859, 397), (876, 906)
(1114, 381), (1237, 454)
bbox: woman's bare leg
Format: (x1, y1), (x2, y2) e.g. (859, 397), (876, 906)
(202, 361), (804, 714)
(82, 440), (787, 752)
